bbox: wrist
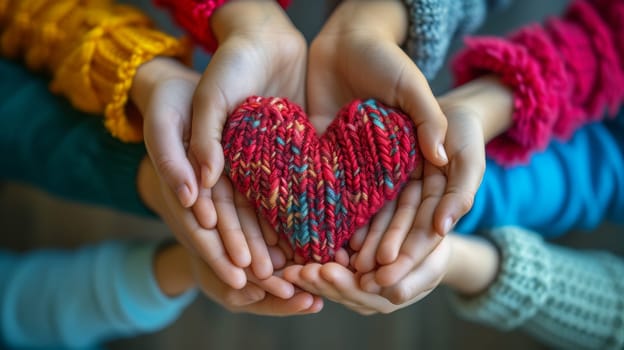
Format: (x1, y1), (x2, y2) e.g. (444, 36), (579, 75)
(212, 1), (296, 42)
(438, 76), (513, 143)
(153, 241), (196, 297)
(442, 234), (500, 296)
(130, 57), (199, 116)
(326, 0), (408, 44)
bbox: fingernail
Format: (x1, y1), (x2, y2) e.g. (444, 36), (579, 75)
(440, 217), (453, 236)
(201, 166), (212, 188)
(437, 144), (448, 163)
(176, 184), (192, 207)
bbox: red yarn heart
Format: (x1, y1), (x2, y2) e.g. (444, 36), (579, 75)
(223, 96), (421, 262)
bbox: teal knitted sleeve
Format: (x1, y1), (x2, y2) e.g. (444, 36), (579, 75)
(450, 226), (624, 350)
(400, 0), (510, 79)
(0, 58), (153, 217)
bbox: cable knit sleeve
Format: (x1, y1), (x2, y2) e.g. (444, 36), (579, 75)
(450, 226), (624, 350)
(154, 0), (291, 53)
(400, 0), (511, 79)
(0, 0), (192, 142)
(451, 0), (624, 165)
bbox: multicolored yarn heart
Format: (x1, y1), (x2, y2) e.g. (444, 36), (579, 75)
(223, 96), (421, 262)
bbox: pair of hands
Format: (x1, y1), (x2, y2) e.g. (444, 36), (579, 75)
(132, 0), (490, 314)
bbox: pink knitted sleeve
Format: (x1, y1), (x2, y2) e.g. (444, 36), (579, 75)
(451, 0), (624, 166)
(154, 0), (292, 53)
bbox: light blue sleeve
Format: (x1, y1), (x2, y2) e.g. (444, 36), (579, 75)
(456, 119), (624, 237)
(0, 241), (197, 348)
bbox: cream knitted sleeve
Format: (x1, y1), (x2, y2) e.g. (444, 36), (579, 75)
(450, 226), (624, 350)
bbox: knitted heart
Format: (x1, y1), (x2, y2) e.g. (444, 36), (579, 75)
(223, 96), (421, 262)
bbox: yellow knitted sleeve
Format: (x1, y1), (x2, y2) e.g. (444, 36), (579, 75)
(1, 0), (192, 142)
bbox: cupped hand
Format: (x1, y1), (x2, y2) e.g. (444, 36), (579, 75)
(189, 1), (308, 228)
(351, 103), (486, 287)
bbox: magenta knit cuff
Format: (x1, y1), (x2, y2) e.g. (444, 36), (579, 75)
(452, 34), (561, 166)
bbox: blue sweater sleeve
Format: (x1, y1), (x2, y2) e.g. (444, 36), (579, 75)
(0, 241), (196, 348)
(456, 119), (624, 237)
(0, 58), (152, 217)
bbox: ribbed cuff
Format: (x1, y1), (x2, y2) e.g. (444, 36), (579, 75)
(450, 226), (551, 330)
(401, 0), (461, 79)
(154, 0), (291, 53)
(452, 29), (563, 165)
(50, 5), (192, 142)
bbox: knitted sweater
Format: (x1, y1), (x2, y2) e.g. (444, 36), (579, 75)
(0, 241), (196, 348)
(451, 226), (624, 350)
(154, 0), (508, 79)
(0, 0), (192, 142)
(456, 115), (624, 238)
(452, 0), (624, 165)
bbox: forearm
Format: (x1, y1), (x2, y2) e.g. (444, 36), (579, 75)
(325, 0), (408, 43)
(154, 0), (292, 53)
(442, 234), (499, 296)
(438, 76), (513, 143)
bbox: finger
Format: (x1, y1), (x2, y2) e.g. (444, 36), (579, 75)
(349, 225), (368, 252)
(247, 272), (295, 300)
(321, 263), (394, 314)
(374, 163), (445, 286)
(353, 199), (397, 273)
(433, 147), (485, 236)
(260, 215), (279, 246)
(213, 178), (252, 268)
(235, 189), (273, 279)
(267, 245), (286, 270)
(143, 82), (199, 208)
(192, 187), (217, 229)
(374, 230), (443, 288)
(379, 238), (451, 305)
(334, 248), (350, 267)
(393, 52), (448, 167)
(192, 256), (261, 306)
(376, 180), (423, 265)
(190, 46), (259, 190)
(235, 291), (323, 316)
(159, 176), (247, 289)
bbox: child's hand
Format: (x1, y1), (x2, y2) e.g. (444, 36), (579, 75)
(153, 241), (324, 316)
(282, 236), (451, 314)
(132, 56), (276, 286)
(307, 0), (448, 164)
(351, 96), (487, 287)
(350, 77), (513, 287)
(188, 1), (307, 226)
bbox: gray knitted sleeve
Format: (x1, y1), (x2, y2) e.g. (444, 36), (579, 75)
(401, 0), (510, 79)
(450, 226), (624, 349)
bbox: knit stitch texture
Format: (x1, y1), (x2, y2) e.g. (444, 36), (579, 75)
(223, 96), (421, 262)
(451, 226), (624, 350)
(452, 0), (624, 165)
(400, 0), (512, 79)
(0, 0), (191, 142)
